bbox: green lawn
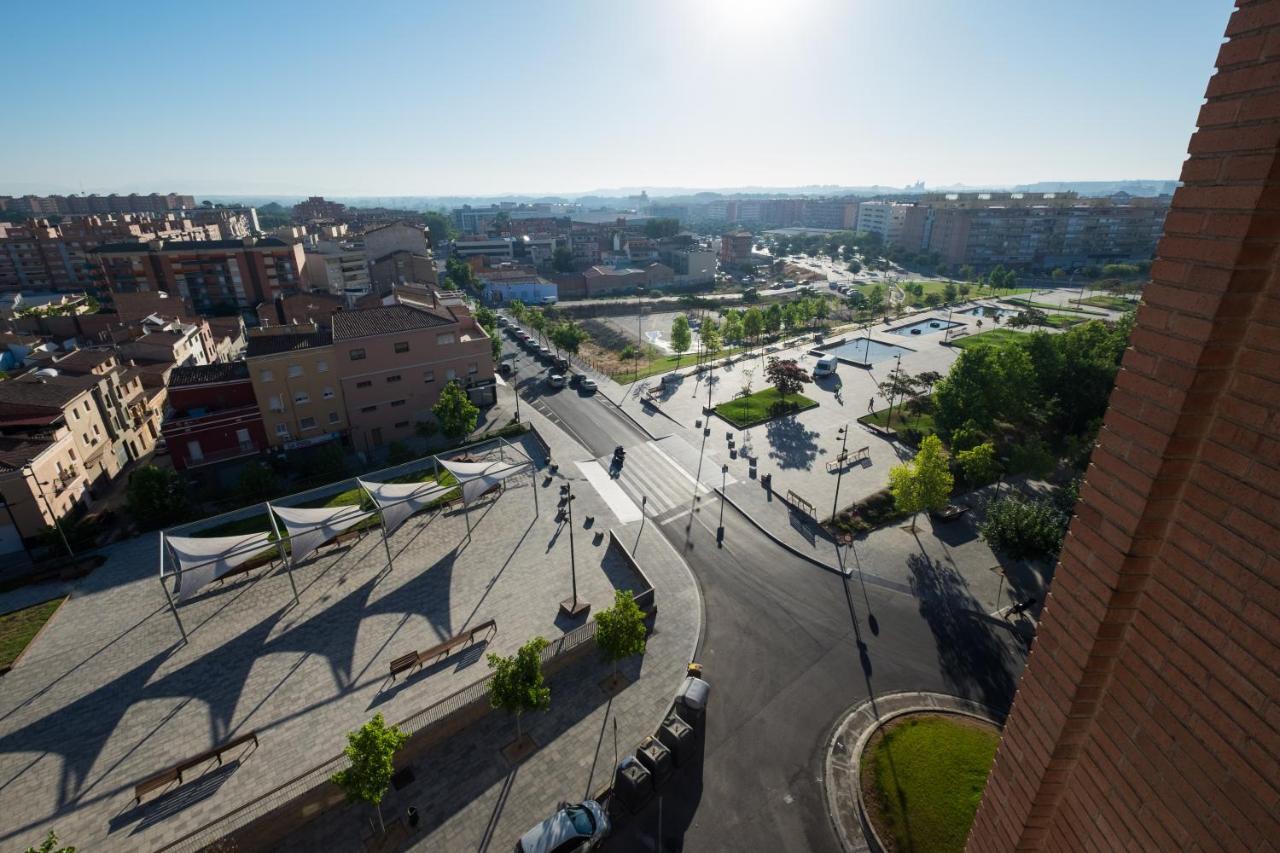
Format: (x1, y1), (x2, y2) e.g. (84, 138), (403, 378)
(948, 328), (1027, 350)
(1080, 294), (1139, 311)
(999, 297), (1106, 316)
(864, 714), (1000, 853)
(613, 347), (746, 384)
(715, 387), (818, 428)
(858, 404), (937, 442)
(1044, 313), (1086, 329)
(0, 597), (64, 669)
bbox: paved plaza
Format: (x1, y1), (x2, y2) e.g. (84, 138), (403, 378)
(0, 431), (697, 852)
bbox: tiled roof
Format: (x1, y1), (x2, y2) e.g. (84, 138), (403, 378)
(0, 374), (97, 408)
(330, 304), (452, 341)
(0, 435), (57, 471)
(169, 362), (250, 388)
(245, 330), (333, 357)
(52, 348), (115, 373)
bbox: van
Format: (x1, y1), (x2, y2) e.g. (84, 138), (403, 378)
(813, 355), (838, 377)
(541, 295), (558, 305)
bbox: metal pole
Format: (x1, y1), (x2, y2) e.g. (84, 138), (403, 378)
(265, 503), (298, 602)
(159, 536), (188, 643)
(888, 353), (902, 428)
(566, 485), (578, 607)
(25, 463), (72, 557)
(360, 482), (395, 572)
(831, 424), (848, 521)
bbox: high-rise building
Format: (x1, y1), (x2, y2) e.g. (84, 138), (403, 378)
(0, 193), (195, 215)
(967, 6), (1280, 849)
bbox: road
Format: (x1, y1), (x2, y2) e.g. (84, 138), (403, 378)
(501, 323), (1028, 852)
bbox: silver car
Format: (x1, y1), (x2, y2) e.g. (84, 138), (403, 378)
(514, 800), (610, 853)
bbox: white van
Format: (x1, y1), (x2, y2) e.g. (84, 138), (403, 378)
(813, 355), (838, 377)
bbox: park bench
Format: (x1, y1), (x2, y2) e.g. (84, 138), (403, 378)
(389, 619), (498, 680)
(825, 446), (870, 473)
(134, 731), (259, 804)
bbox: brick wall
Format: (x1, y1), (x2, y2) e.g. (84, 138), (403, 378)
(967, 3), (1280, 850)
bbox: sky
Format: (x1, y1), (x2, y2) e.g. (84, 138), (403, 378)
(1, 0), (1234, 197)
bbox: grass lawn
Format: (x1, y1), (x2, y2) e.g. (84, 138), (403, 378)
(858, 404), (937, 442)
(715, 387), (818, 428)
(612, 346), (746, 384)
(1080, 294), (1139, 311)
(948, 328), (1027, 351)
(0, 597), (65, 669)
(863, 714), (1000, 853)
(1043, 313), (1086, 329)
(999, 297), (1106, 316)
(901, 280), (956, 307)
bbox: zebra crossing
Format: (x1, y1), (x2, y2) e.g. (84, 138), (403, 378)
(610, 435), (736, 515)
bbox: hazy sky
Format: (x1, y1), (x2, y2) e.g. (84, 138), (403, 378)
(2, 0), (1232, 196)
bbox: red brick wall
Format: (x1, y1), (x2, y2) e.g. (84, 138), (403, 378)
(967, 4), (1280, 850)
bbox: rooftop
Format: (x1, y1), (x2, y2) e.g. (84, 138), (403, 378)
(0, 435), (57, 471)
(245, 329), (333, 357)
(169, 362), (251, 388)
(51, 348), (116, 374)
(331, 304), (453, 341)
(0, 373), (98, 409)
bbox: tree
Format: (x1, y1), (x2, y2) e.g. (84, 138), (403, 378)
(444, 256), (477, 292)
(487, 636), (551, 741)
(721, 310), (743, 346)
(331, 713), (407, 835)
(1008, 437), (1056, 480)
(978, 496), (1067, 560)
(595, 589), (648, 686)
(432, 380), (479, 441)
(943, 282), (958, 303)
(25, 831), (74, 853)
(888, 434), (954, 529)
(955, 441), (1001, 487)
(127, 465), (189, 530)
(914, 370), (943, 395)
(764, 357), (810, 400)
(741, 306), (764, 344)
(847, 259), (862, 274)
(670, 314), (692, 366)
(422, 211), (456, 243)
(764, 303), (783, 334)
(1010, 308), (1048, 328)
(643, 217), (680, 239)
(958, 283), (972, 298)
(866, 284), (886, 313)
(551, 246), (575, 272)
(877, 367), (919, 426)
(1051, 267), (1067, 281)
(700, 317), (722, 363)
(923, 292), (942, 308)
(959, 264), (976, 282)
(528, 310), (548, 345)
(549, 320), (588, 356)
(238, 462), (279, 503)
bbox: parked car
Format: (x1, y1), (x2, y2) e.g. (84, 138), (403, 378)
(553, 356), (569, 371)
(514, 800), (610, 853)
(580, 378), (598, 393)
(547, 373), (567, 388)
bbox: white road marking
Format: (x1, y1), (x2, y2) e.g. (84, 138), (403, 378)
(575, 460), (642, 523)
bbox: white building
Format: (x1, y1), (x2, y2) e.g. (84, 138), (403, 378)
(855, 201), (913, 245)
(364, 221), (431, 259)
(303, 240), (371, 305)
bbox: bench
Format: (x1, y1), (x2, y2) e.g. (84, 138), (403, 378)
(826, 446), (870, 473)
(389, 619), (498, 680)
(134, 731), (259, 804)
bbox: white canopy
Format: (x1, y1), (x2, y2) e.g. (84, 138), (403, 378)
(358, 478), (455, 535)
(271, 503), (373, 567)
(438, 457), (527, 505)
(167, 531), (275, 603)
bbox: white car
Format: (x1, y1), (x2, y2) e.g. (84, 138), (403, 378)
(580, 378), (598, 392)
(514, 800), (610, 853)
(547, 374), (567, 388)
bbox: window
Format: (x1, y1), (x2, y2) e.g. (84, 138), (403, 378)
(356, 380), (372, 389)
(323, 387), (335, 399)
(286, 365), (303, 378)
(92, 424), (100, 436)
(394, 421), (410, 429)
(275, 423), (290, 437)
(328, 411), (340, 424)
(71, 408), (79, 421)
(394, 341), (410, 354)
(349, 348), (366, 361)
(386, 374), (402, 383)
(236, 428), (253, 451)
(317, 360), (328, 373)
(260, 369), (274, 382)
(294, 391), (310, 404)
(269, 394), (285, 412)
(299, 417), (317, 430)
(187, 440), (203, 463)
(437, 333), (455, 346)
(361, 405), (377, 413)
(424, 370), (435, 383)
(390, 399), (406, 408)
(467, 362), (478, 374)
(446, 369), (457, 381)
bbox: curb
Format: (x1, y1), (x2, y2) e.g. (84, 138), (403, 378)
(715, 487), (848, 577)
(823, 691), (1004, 853)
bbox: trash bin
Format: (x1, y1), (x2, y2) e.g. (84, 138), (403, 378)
(635, 736), (673, 786)
(675, 676), (710, 728)
(658, 712), (695, 767)
(613, 758), (653, 813)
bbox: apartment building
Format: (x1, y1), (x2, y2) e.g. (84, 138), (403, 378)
(0, 193), (196, 216)
(91, 237), (305, 311)
(718, 230), (755, 268)
(49, 348), (161, 461)
(303, 240), (371, 305)
(163, 362), (269, 469)
(257, 292), (345, 329)
(855, 201), (913, 244)
(0, 427), (92, 547)
(0, 372), (122, 487)
(245, 327), (346, 449)
(332, 301), (495, 451)
(292, 196), (345, 222)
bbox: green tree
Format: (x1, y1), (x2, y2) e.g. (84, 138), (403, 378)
(528, 310), (548, 345)
(670, 314), (692, 366)
(445, 256), (476, 292)
(958, 283), (972, 298)
(700, 317), (722, 363)
(331, 713), (408, 835)
(127, 465), (189, 530)
(877, 367), (920, 427)
(720, 310), (743, 346)
(866, 284), (885, 313)
(549, 320), (588, 356)
(934, 345), (1037, 436)
(923, 292), (942, 308)
(959, 264), (976, 282)
(1008, 436), (1056, 480)
(422, 211), (456, 243)
(741, 306), (764, 344)
(888, 434), (954, 528)
(595, 589), (648, 685)
(24, 831), (74, 853)
(979, 497), (1067, 560)
(955, 441), (1001, 486)
(487, 636), (551, 741)
(551, 246), (575, 272)
(1051, 267), (1067, 281)
(942, 282), (958, 303)
(764, 303), (783, 334)
(238, 462), (279, 503)
(643, 217), (681, 239)
(432, 380), (479, 441)
(847, 259), (862, 274)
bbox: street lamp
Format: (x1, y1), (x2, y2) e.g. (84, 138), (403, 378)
(511, 356), (522, 423)
(831, 424), (850, 522)
(717, 463), (728, 544)
(24, 462), (73, 557)
(887, 352), (903, 428)
(557, 483), (589, 618)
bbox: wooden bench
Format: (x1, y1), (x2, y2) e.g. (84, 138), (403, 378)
(826, 446), (870, 473)
(389, 619), (498, 681)
(134, 731), (259, 804)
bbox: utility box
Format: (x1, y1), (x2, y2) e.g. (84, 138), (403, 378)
(676, 675), (711, 727)
(658, 712), (696, 767)
(635, 736), (673, 786)
(613, 759), (653, 813)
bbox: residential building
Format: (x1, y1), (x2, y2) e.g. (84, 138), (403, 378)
(257, 292), (344, 329)
(206, 316), (247, 361)
(302, 239), (371, 305)
(0, 193), (195, 216)
(718, 230), (755, 268)
(90, 237), (305, 311)
(50, 348), (161, 461)
(162, 362), (268, 470)
(968, 11), (1279, 850)
(369, 250), (438, 290)
(658, 236), (716, 286)
(0, 427), (92, 547)
(479, 268), (557, 305)
(801, 199), (859, 230)
(364, 221), (431, 258)
(245, 326), (346, 449)
(581, 264), (672, 296)
(114, 315), (216, 368)
(292, 196), (345, 222)
(855, 201), (913, 245)
(0, 371), (122, 487)
(332, 301), (495, 452)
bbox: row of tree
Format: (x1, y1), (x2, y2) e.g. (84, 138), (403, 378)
(667, 297), (834, 366)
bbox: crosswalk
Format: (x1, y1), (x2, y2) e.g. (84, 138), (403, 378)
(610, 435), (736, 515)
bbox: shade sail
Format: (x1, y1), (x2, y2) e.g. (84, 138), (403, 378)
(271, 503), (373, 566)
(438, 458), (527, 505)
(167, 531), (275, 602)
(358, 478), (455, 535)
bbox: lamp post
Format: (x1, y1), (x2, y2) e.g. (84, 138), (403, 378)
(558, 483), (588, 617)
(717, 463), (728, 544)
(511, 355), (522, 423)
(887, 352), (903, 429)
(831, 424), (850, 522)
(24, 463), (73, 557)
(943, 305), (955, 344)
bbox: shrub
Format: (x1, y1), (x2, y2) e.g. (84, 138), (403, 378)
(978, 497), (1067, 560)
(955, 441), (1001, 487)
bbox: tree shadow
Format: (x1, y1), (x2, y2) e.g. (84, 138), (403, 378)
(905, 553), (1019, 713)
(764, 417), (824, 470)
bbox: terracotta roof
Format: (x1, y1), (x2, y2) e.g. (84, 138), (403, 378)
(0, 374), (96, 408)
(0, 435), (57, 471)
(330, 304), (452, 341)
(246, 330), (333, 357)
(169, 362), (250, 388)
(52, 348), (116, 374)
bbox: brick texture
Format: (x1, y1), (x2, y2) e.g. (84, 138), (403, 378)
(967, 4), (1280, 851)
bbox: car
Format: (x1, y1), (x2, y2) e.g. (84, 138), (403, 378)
(553, 356), (569, 371)
(580, 378), (598, 392)
(547, 373), (566, 388)
(569, 372), (584, 386)
(514, 800), (610, 853)
(497, 316), (509, 327)
(538, 346), (553, 360)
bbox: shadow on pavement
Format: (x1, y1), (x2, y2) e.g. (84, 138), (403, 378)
(765, 416), (824, 470)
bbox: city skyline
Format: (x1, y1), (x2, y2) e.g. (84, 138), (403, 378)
(2, 0), (1232, 196)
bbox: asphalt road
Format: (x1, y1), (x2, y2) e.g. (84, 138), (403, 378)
(501, 322), (1029, 853)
